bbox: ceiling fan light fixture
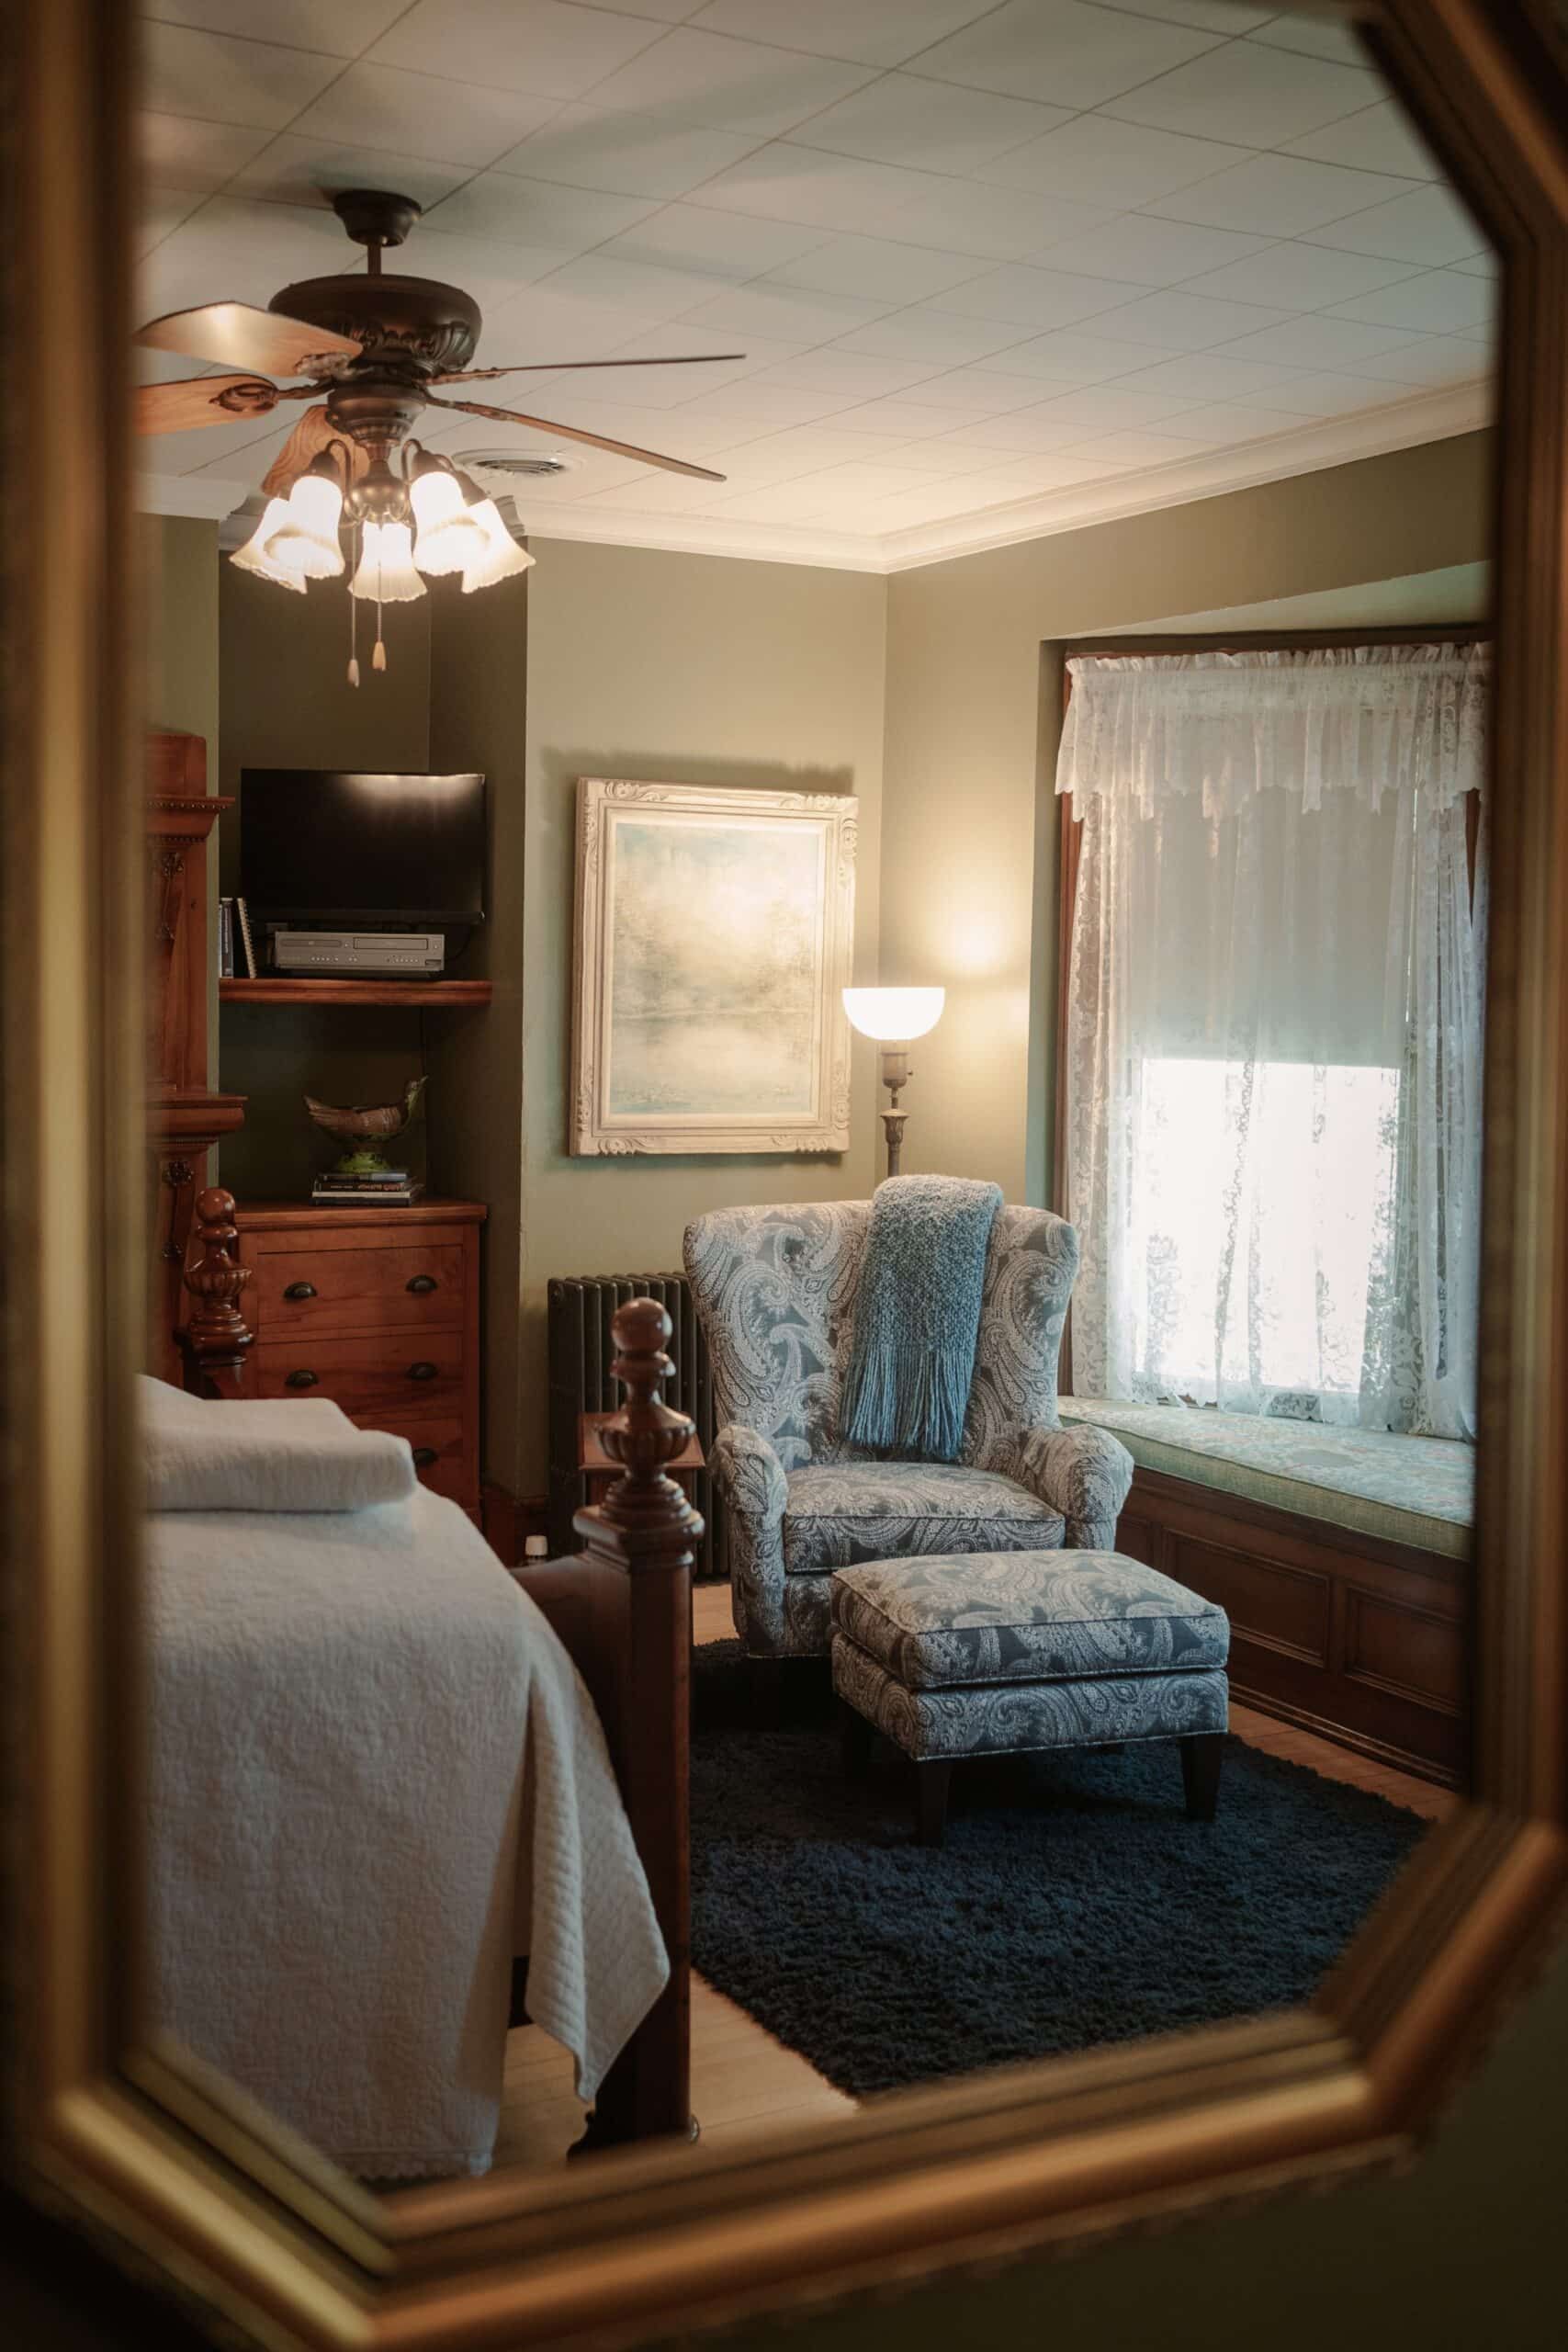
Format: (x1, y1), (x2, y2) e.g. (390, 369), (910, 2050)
(267, 461), (346, 579)
(458, 497), (535, 593)
(350, 519), (425, 604)
(410, 461), (486, 575)
(231, 497), (309, 592)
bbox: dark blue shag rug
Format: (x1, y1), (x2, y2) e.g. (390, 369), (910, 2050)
(689, 1642), (1427, 2099)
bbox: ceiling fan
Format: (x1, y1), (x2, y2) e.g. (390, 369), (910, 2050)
(136, 190), (743, 678)
(136, 187), (742, 485)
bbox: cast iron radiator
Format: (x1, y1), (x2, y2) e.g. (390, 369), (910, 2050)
(546, 1272), (722, 1577)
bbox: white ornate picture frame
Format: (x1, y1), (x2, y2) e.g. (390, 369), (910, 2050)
(571, 778), (857, 1156)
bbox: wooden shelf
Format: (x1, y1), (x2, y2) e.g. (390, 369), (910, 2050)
(220, 978), (492, 1008)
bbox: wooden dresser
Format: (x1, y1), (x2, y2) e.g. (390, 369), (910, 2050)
(231, 1200), (486, 1518)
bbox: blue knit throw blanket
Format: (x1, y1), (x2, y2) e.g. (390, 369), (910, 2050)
(840, 1174), (1003, 1463)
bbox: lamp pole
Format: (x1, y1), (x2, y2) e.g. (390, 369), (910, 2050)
(879, 1046), (911, 1180)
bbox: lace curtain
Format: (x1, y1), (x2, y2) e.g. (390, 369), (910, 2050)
(1057, 645), (1489, 1440)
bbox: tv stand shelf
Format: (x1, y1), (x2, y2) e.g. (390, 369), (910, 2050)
(220, 978), (492, 1008)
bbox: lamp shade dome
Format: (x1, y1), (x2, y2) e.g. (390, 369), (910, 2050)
(842, 987), (945, 1042)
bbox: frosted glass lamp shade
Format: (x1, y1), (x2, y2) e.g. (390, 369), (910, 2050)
(842, 987), (945, 1042)
(253, 469), (344, 581)
(350, 521), (426, 603)
(411, 466), (486, 575)
(459, 497), (536, 593)
(231, 498), (308, 592)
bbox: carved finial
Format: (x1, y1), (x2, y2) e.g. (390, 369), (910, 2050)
(574, 1298), (704, 1566)
(179, 1186), (254, 1396)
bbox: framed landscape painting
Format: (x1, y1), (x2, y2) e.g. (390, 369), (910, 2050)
(571, 778), (858, 1156)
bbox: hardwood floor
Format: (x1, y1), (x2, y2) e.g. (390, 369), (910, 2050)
(494, 1577), (1455, 2173)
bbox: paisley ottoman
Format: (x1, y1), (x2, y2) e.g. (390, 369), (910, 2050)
(830, 1552), (1230, 1847)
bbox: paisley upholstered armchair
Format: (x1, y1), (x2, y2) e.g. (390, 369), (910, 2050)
(682, 1200), (1134, 1662)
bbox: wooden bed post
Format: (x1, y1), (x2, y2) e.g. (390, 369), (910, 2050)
(571, 1296), (702, 2148)
(178, 1186), (254, 1398)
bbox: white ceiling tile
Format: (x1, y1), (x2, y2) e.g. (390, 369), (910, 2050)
(881, 178), (1117, 262)
(287, 63), (559, 168)
(138, 111), (274, 193)
(1139, 397), (1303, 442)
(1105, 2), (1271, 26)
(583, 28), (874, 136)
(972, 329), (1156, 383)
(789, 458), (949, 499)
(367, 1), (666, 100)
(138, 193), (361, 314)
(1282, 99), (1440, 179)
(976, 115), (1242, 207)
(1021, 383), (1204, 430)
(402, 225), (586, 310)
(527, 253), (720, 319)
(694, 142), (935, 233)
(141, 21), (344, 128)
(1178, 243), (1423, 310)
(876, 436), (1021, 477)
(601, 205), (831, 280)
(135, 188), (208, 258)
(672, 379), (867, 427)
(1088, 288), (1297, 350)
(795, 75), (1066, 176)
(765, 234), (985, 304)
(1103, 350), (1313, 401)
(1058, 427), (1216, 467)
(230, 136), (475, 213)
(1145, 153), (1420, 236)
(1027, 214), (1271, 286)
(680, 280), (897, 342)
(1237, 366), (1445, 413)
(453, 281), (668, 363)
(939, 406), (1143, 453)
(583, 325), (807, 400)
(1246, 14), (1366, 66)
(688, 1), (998, 69)
(1452, 252), (1498, 277)
(830, 309), (1038, 365)
(701, 481), (847, 525)
(1301, 183), (1489, 266)
(732, 424), (925, 470)
(142, 1), (412, 51)
(1210, 314), (1431, 367)
(885, 365), (1057, 413)
(1102, 42), (1381, 145)
(1325, 268), (1495, 334)
(917, 0), (1225, 109)
(491, 103), (753, 197)
(746, 349), (941, 397)
(419, 172), (660, 250)
(830, 395), (997, 438)
(931, 264), (1140, 330)
(577, 468), (730, 511)
(138, 403), (297, 477)
(1308, 334), (1494, 386)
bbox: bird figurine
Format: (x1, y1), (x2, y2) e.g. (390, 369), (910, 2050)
(305, 1076), (427, 1174)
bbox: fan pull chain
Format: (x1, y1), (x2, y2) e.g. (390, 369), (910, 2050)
(346, 525), (360, 687)
(373, 544), (387, 673)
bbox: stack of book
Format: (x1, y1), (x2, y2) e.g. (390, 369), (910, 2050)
(311, 1169), (425, 1208)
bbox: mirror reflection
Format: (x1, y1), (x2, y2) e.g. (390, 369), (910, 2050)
(137, 0), (1492, 2188)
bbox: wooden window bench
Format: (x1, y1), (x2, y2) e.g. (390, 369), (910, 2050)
(1060, 1399), (1473, 1790)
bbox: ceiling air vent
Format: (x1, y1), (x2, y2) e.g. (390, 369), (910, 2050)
(455, 448), (573, 483)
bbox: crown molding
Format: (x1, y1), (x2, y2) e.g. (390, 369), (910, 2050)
(138, 379), (1491, 575)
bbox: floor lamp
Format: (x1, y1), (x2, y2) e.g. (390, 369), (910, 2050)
(842, 988), (946, 1180)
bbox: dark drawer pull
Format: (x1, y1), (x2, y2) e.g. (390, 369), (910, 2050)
(285, 1368), (320, 1389)
(407, 1361), (438, 1383)
(406, 1273), (438, 1295)
(283, 1281), (318, 1301)
(412, 1447), (438, 1470)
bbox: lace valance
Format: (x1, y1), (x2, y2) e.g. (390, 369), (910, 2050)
(1056, 643), (1490, 821)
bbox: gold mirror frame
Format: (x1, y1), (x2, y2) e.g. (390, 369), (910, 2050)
(6, 3), (1567, 2345)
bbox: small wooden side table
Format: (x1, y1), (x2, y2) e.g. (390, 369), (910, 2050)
(579, 1409), (705, 1506)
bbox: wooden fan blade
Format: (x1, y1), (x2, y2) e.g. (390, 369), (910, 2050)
(423, 394), (726, 482)
(430, 353), (746, 384)
(135, 374), (279, 435)
(137, 301), (360, 377)
(260, 404), (373, 498)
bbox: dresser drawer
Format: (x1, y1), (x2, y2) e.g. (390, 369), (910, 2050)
(369, 1413), (468, 1504)
(250, 1238), (468, 1336)
(250, 1332), (464, 1419)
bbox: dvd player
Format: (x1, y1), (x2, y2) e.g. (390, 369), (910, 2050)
(271, 929), (446, 978)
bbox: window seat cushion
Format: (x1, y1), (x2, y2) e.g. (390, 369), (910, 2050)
(1058, 1399), (1472, 1561)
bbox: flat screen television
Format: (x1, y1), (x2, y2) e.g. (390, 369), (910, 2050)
(238, 770), (487, 928)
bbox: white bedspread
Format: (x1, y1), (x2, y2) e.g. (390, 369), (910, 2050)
(146, 1474), (668, 2177)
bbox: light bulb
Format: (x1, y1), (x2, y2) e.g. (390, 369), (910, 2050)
(231, 498), (308, 592)
(458, 496), (536, 593)
(412, 466), (488, 576)
(349, 520), (426, 603)
(842, 987), (945, 1042)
